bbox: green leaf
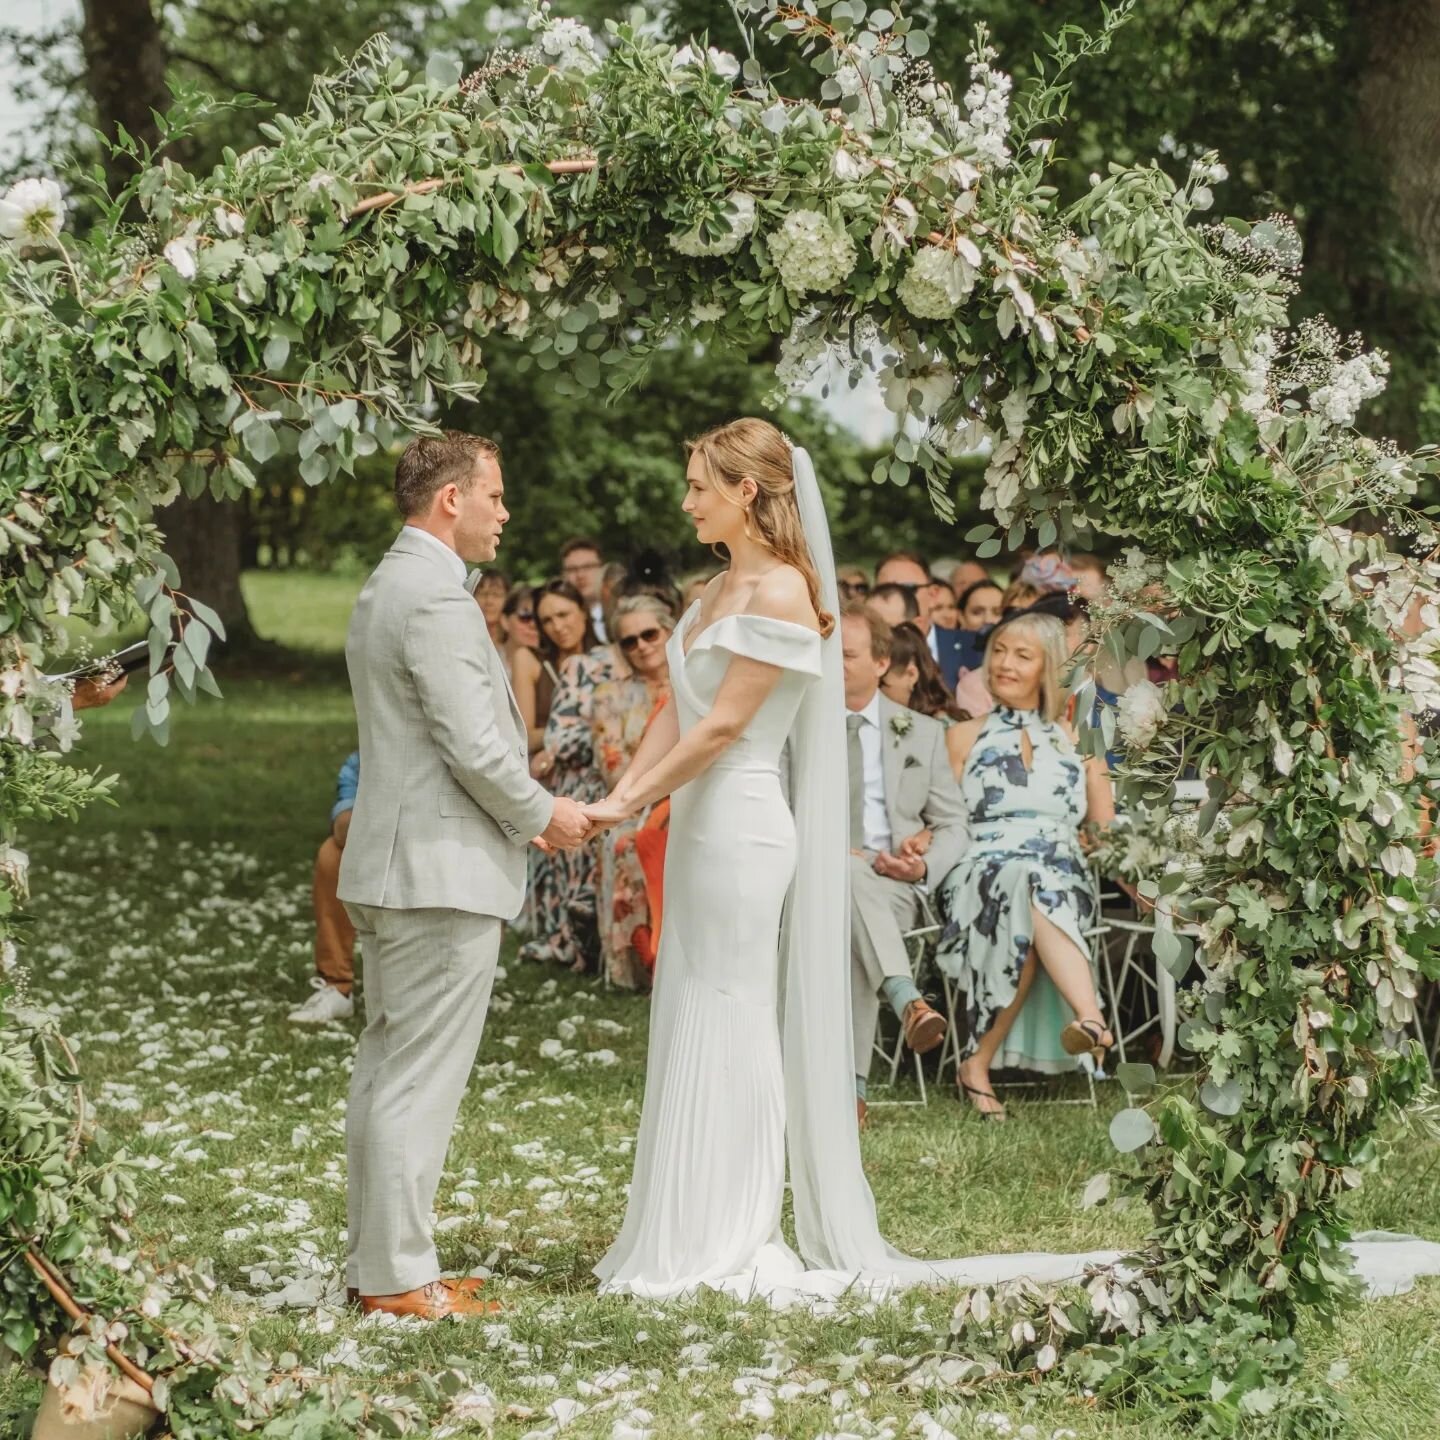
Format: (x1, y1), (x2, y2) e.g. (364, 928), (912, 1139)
(1116, 1062), (1156, 1096)
(1110, 1107), (1155, 1153)
(1200, 1077), (1243, 1116)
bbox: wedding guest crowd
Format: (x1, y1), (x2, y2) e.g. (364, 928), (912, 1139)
(314, 534), (1144, 1117)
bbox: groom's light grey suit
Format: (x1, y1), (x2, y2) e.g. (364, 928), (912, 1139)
(338, 525), (553, 1296)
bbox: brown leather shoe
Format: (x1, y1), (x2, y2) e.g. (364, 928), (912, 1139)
(902, 998), (947, 1055)
(349, 1276), (485, 1307)
(360, 1279), (499, 1320)
(856, 1097), (868, 1130)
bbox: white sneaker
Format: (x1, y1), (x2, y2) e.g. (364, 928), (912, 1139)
(288, 980), (354, 1025)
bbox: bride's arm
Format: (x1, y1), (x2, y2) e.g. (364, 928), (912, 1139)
(611, 696), (680, 806)
(608, 655), (785, 815)
(598, 568), (815, 818)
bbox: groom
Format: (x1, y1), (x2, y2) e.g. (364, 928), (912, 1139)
(338, 430), (590, 1319)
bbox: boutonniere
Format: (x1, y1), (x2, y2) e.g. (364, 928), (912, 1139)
(888, 712), (913, 743)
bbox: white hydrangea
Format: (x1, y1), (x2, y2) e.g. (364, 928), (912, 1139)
(881, 362), (956, 418)
(1116, 679), (1167, 751)
(669, 192), (756, 257)
(1312, 351), (1390, 429)
(765, 210), (858, 296)
(897, 245), (977, 320)
(534, 16), (599, 74)
(690, 300), (726, 325)
(0, 177), (66, 250)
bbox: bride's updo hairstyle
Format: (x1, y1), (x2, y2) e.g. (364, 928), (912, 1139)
(686, 417), (835, 638)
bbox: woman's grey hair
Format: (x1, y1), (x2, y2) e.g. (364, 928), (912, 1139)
(611, 593), (678, 632)
(982, 611), (1069, 722)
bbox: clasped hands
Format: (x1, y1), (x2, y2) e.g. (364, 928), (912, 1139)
(851, 827), (931, 884)
(531, 788), (637, 855)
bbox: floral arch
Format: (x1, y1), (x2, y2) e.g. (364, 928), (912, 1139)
(2, 0), (1437, 1429)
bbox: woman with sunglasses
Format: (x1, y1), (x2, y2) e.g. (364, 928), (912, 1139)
(589, 596), (677, 990)
(519, 578), (608, 970)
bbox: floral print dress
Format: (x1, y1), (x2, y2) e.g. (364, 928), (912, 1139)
(591, 675), (671, 990)
(520, 646), (622, 970)
(935, 704), (1096, 1074)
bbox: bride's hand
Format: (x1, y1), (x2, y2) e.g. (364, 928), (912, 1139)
(584, 795), (634, 831)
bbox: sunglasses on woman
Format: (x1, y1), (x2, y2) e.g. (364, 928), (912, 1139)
(618, 627), (665, 652)
(510, 609), (535, 623)
(839, 579), (870, 597)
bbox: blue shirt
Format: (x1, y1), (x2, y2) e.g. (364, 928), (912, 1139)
(332, 750), (360, 823)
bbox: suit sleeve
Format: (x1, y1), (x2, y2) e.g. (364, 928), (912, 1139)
(920, 727), (968, 886)
(404, 589), (554, 845)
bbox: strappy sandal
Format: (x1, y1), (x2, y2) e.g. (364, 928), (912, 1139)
(958, 1078), (1007, 1123)
(1061, 1017), (1114, 1062)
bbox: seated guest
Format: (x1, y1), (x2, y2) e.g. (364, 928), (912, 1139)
(560, 535), (608, 640)
(882, 622), (970, 776)
(1068, 553), (1108, 603)
(837, 564), (871, 603)
(841, 605), (966, 1127)
(935, 613), (1116, 1120)
(950, 559), (990, 593)
(866, 581), (921, 629)
(500, 583), (540, 682)
(590, 596), (676, 990)
(927, 580), (960, 631)
(289, 751), (360, 1025)
(934, 579), (1004, 692)
(1000, 579), (1042, 612)
(474, 568), (509, 649)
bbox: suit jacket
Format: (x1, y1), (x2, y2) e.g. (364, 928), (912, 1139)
(931, 624), (987, 694)
(338, 528), (553, 919)
(874, 693), (967, 888)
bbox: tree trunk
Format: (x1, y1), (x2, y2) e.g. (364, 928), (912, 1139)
(158, 492), (255, 644)
(79, 0), (257, 642)
(1357, 0), (1440, 296)
(78, 0), (169, 196)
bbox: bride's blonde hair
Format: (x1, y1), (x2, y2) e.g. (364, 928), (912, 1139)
(686, 417), (835, 639)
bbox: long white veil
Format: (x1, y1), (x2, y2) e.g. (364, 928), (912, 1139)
(782, 446), (907, 1270)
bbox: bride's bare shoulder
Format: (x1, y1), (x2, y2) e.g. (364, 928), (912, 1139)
(747, 564), (819, 631)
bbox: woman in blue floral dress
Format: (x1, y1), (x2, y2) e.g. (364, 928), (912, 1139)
(935, 612), (1115, 1119)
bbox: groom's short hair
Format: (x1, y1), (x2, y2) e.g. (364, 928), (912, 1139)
(394, 430), (501, 517)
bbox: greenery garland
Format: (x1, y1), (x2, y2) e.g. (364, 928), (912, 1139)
(1, 0), (1438, 1430)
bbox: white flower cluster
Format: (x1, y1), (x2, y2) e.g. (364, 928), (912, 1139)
(1233, 330), (1277, 416)
(1312, 350), (1390, 429)
(897, 243), (978, 320)
(164, 236), (199, 281)
(881, 362), (956, 418)
(1106, 546), (1167, 603)
(1187, 157), (1228, 212)
(833, 59), (884, 131)
(0, 177), (66, 251)
(1116, 679), (1167, 751)
(772, 322), (831, 394)
(671, 44), (740, 81)
(765, 210), (857, 296)
(531, 9), (599, 74)
(669, 192), (756, 257)
(943, 46), (1012, 169)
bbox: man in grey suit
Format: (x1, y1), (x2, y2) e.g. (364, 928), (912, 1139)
(338, 430), (590, 1319)
(841, 605), (966, 1126)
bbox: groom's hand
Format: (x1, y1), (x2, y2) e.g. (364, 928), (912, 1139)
(541, 796), (592, 850)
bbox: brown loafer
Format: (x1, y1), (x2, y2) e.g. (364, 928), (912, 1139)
(349, 1276), (485, 1307)
(360, 1279), (499, 1320)
(902, 998), (947, 1055)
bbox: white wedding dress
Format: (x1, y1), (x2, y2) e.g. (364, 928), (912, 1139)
(593, 448), (1440, 1309)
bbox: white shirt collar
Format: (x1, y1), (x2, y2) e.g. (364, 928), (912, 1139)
(402, 525), (467, 585)
(855, 692), (882, 728)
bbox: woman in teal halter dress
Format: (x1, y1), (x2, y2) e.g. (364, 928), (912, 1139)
(935, 612), (1115, 1118)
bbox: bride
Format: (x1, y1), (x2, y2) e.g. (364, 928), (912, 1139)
(581, 416), (993, 1300)
(578, 416), (1440, 1305)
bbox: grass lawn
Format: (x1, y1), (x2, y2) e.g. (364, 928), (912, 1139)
(6, 572), (1440, 1438)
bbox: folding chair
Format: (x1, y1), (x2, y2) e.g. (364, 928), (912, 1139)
(868, 888), (943, 1106)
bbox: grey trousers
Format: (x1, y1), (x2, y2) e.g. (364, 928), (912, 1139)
(850, 855), (923, 1078)
(344, 903), (501, 1296)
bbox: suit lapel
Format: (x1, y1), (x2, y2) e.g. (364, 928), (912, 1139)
(878, 695), (903, 836)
